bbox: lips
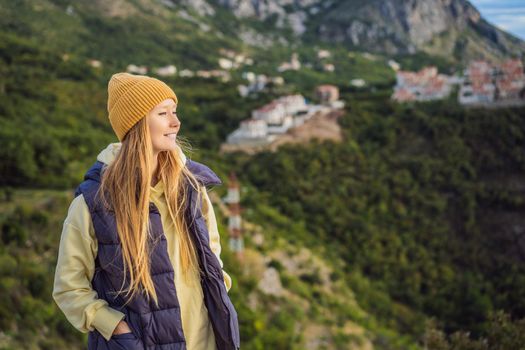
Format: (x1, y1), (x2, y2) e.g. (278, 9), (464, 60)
(165, 133), (177, 140)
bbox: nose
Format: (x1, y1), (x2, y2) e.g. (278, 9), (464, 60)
(170, 112), (181, 128)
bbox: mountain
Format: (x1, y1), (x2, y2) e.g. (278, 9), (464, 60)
(207, 0), (525, 63)
(310, 0), (525, 62)
(2, 0), (523, 72)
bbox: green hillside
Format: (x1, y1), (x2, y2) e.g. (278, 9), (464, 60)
(1, 1), (525, 349)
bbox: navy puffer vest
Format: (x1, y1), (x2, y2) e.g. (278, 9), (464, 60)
(74, 159), (240, 350)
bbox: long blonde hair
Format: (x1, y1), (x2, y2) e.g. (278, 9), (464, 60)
(98, 118), (204, 306)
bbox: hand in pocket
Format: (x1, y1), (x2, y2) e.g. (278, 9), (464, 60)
(112, 320), (132, 336)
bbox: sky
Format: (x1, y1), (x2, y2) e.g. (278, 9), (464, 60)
(470, 0), (525, 40)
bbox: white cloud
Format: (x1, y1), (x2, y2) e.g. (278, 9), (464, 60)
(483, 8), (525, 15)
(469, 1), (525, 39)
(491, 14), (525, 32)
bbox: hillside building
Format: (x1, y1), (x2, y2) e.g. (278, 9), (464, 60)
(459, 59), (525, 105)
(392, 66), (453, 102)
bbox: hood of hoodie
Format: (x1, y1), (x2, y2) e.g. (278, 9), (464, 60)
(96, 143), (187, 166)
(75, 143), (220, 200)
(74, 143), (220, 195)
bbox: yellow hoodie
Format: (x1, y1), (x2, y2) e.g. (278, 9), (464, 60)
(52, 143), (231, 349)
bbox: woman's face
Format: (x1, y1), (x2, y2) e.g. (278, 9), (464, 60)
(146, 98), (180, 154)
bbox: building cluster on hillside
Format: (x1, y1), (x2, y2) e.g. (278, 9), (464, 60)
(195, 69), (231, 82)
(127, 64), (176, 77)
(226, 85), (344, 146)
(237, 72), (285, 97)
(122, 48), (255, 82)
(218, 48), (254, 70)
(459, 59), (525, 105)
(392, 66), (453, 102)
(277, 51), (336, 73)
(392, 59), (525, 106)
(99, 47), (370, 91)
(124, 64), (232, 82)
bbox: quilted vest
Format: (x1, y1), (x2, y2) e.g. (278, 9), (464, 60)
(74, 159), (240, 350)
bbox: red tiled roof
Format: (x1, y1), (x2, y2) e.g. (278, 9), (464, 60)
(255, 101), (280, 113)
(393, 88), (415, 101)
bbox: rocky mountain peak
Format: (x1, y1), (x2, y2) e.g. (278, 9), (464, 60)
(210, 0), (524, 62)
(216, 0), (323, 18)
(215, 0), (327, 35)
(331, 0), (523, 61)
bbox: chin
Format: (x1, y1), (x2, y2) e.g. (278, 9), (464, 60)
(153, 143), (178, 154)
(162, 143), (179, 152)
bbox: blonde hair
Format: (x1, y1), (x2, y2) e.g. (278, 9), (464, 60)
(98, 118), (204, 307)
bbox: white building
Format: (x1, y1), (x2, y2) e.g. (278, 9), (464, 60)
(329, 100), (345, 109)
(237, 85), (250, 97)
(242, 71), (256, 83)
(459, 83), (495, 104)
(88, 59), (102, 68)
(227, 94), (313, 146)
(218, 58), (234, 70)
(278, 53), (301, 72)
(277, 94), (307, 115)
(323, 63), (335, 72)
(196, 70), (231, 82)
(252, 95), (307, 123)
(218, 48), (254, 69)
(239, 119), (267, 138)
(154, 65), (177, 77)
(388, 59), (401, 71)
(126, 64), (147, 75)
(179, 69), (194, 78)
(272, 76), (285, 85)
(350, 79), (366, 87)
(317, 49), (331, 59)
(227, 119), (275, 145)
(252, 101), (286, 124)
(267, 115), (294, 134)
(459, 61), (496, 105)
(238, 73), (286, 97)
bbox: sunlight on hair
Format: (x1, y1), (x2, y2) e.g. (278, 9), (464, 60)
(97, 118), (205, 307)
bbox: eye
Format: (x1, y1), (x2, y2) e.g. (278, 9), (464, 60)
(158, 111), (177, 116)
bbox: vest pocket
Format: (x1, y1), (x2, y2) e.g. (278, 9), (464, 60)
(111, 332), (134, 338)
(108, 331), (144, 350)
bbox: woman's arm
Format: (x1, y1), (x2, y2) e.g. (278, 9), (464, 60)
(201, 188), (233, 292)
(52, 194), (125, 341)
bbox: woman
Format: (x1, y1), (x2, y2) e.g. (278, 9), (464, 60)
(53, 73), (240, 350)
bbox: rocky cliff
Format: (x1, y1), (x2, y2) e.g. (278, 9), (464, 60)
(208, 0), (525, 62)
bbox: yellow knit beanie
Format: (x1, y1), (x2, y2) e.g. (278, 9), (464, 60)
(107, 72), (178, 141)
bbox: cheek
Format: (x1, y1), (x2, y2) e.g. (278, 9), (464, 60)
(146, 119), (167, 146)
(150, 124), (163, 137)
(148, 118), (165, 135)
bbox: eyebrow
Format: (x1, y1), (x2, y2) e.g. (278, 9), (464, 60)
(158, 106), (177, 111)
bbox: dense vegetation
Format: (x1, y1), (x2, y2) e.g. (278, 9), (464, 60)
(233, 91), (525, 339)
